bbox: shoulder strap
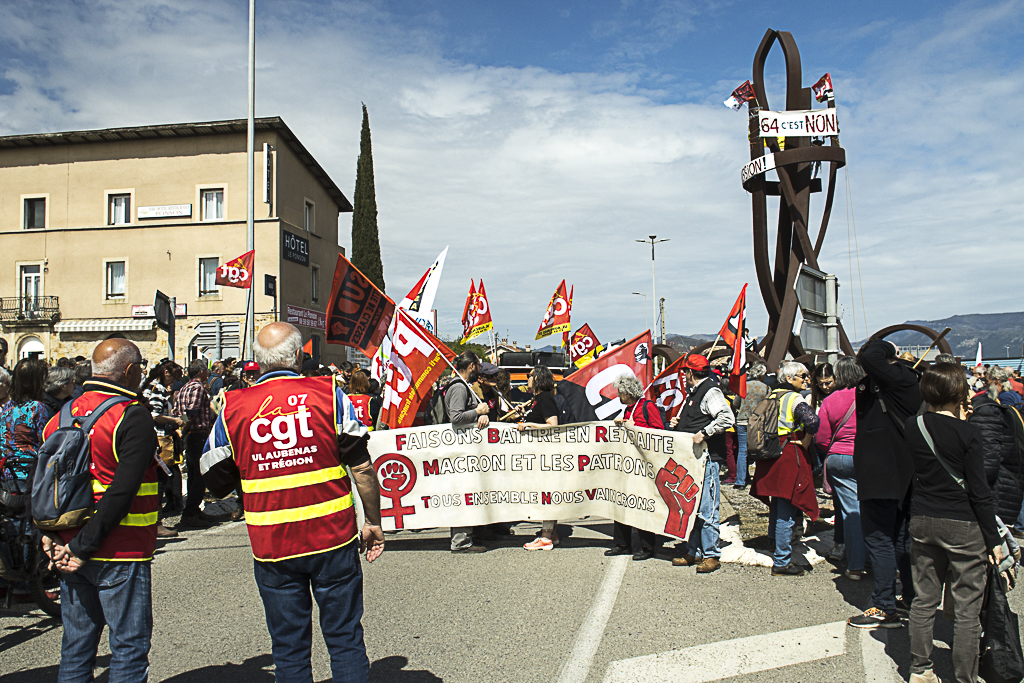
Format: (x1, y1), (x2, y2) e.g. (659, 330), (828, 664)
(825, 401), (857, 454)
(58, 399), (77, 428)
(916, 415), (965, 489)
(77, 395), (133, 434)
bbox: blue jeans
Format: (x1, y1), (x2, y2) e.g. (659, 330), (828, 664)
(825, 453), (865, 571)
(59, 561), (152, 683)
(768, 497), (801, 567)
(735, 425), (749, 486)
(861, 497), (914, 614)
(254, 542), (368, 683)
(685, 460), (721, 559)
(1016, 498), (1024, 533)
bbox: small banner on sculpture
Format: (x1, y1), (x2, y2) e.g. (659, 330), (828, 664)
(740, 153), (776, 183)
(758, 108), (839, 137)
(368, 422), (706, 540)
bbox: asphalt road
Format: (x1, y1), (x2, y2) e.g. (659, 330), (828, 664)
(2, 514), (1023, 682)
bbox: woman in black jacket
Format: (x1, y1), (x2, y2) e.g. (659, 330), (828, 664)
(969, 391), (1023, 526)
(904, 363), (1003, 683)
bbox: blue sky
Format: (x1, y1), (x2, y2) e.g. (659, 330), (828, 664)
(1, 0), (1021, 348)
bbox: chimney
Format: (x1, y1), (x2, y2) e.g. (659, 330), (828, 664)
(525, 345), (532, 352)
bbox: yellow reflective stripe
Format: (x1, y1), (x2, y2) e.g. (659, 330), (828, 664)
(93, 481), (158, 496)
(120, 511), (158, 526)
(245, 493), (354, 527)
(241, 465), (345, 494)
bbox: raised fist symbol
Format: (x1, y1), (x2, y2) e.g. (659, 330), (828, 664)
(380, 462), (408, 494)
(655, 458), (699, 537)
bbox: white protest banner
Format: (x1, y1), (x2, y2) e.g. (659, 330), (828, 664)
(367, 422), (706, 541)
(741, 153), (777, 183)
(758, 108), (839, 137)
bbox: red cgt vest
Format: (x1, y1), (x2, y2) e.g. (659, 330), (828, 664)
(44, 386), (160, 561)
(222, 375), (358, 562)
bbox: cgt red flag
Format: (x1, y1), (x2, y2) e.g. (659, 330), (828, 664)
(536, 280), (571, 340)
(568, 323), (602, 368)
(717, 284), (747, 349)
(718, 284), (748, 397)
(460, 281), (477, 340)
(381, 309), (456, 429)
(215, 250), (254, 288)
(647, 354), (689, 419)
(557, 330), (652, 421)
(325, 254), (395, 358)
(463, 280), (493, 342)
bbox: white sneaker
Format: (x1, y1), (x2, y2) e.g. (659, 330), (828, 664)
(909, 669), (940, 683)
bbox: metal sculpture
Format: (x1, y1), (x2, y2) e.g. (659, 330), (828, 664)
(742, 29), (950, 368)
(743, 29), (851, 369)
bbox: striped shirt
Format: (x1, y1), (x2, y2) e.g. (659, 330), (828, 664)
(143, 382), (174, 436)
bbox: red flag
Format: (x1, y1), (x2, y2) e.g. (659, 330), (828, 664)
(812, 73), (834, 103)
(724, 80), (756, 110)
(647, 354), (689, 418)
(720, 285), (748, 398)
(558, 330), (653, 421)
(561, 285), (574, 349)
(460, 281), (477, 340)
(536, 280), (571, 340)
(568, 323), (603, 368)
(214, 250), (254, 289)
(463, 280), (493, 342)
(381, 309), (456, 429)
(717, 284), (747, 349)
(302, 339), (313, 355)
(325, 253), (395, 358)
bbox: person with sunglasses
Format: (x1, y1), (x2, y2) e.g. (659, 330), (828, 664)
(750, 362), (821, 576)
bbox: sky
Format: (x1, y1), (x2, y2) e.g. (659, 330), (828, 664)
(1, 0), (1021, 347)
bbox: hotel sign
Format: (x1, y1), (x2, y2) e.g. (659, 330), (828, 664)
(137, 204), (192, 219)
(283, 230), (310, 266)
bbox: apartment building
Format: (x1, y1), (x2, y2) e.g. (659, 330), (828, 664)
(0, 117), (351, 365)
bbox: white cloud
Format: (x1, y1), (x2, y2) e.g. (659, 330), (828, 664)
(0, 0), (1020, 350)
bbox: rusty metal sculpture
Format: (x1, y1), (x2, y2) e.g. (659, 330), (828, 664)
(742, 29), (852, 369)
(741, 30), (951, 368)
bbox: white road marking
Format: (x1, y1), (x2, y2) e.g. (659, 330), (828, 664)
(601, 620), (847, 683)
(555, 555), (630, 683)
(859, 627), (902, 683)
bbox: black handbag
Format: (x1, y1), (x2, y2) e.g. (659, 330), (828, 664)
(980, 564), (1024, 683)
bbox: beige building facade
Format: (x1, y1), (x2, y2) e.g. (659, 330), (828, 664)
(0, 118), (352, 366)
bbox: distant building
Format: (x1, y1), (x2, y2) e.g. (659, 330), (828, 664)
(0, 117), (351, 364)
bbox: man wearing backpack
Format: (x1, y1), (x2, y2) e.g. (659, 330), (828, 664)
(848, 338), (921, 629)
(669, 354), (735, 573)
(41, 338), (159, 682)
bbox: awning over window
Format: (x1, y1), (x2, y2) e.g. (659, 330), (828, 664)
(55, 319), (156, 333)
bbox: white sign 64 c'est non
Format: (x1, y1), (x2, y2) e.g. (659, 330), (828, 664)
(758, 108), (839, 137)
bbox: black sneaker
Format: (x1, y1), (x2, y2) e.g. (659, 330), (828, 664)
(632, 549), (653, 562)
(895, 596), (912, 616)
(604, 546), (630, 557)
(848, 607), (903, 629)
(451, 544), (487, 554)
(771, 562), (805, 576)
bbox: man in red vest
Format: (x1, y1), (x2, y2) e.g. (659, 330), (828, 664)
(41, 338), (159, 682)
(202, 322), (383, 683)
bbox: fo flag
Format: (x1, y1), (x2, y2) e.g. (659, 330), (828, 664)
(569, 324), (603, 368)
(381, 309), (456, 429)
(647, 355), (688, 419)
(557, 330), (652, 422)
(215, 250), (254, 288)
(325, 254), (395, 358)
(536, 280), (572, 340)
(462, 280), (493, 343)
(724, 80), (756, 110)
(718, 284), (748, 397)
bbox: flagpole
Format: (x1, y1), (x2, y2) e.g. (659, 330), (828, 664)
(245, 0), (256, 360)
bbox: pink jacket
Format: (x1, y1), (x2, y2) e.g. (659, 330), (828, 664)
(814, 388), (857, 456)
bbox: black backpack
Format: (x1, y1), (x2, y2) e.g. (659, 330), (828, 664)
(747, 389), (787, 462)
(636, 399), (668, 429)
(554, 393), (577, 425)
(31, 395), (130, 531)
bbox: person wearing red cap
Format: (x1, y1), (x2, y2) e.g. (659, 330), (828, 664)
(241, 361), (261, 387)
(668, 353), (735, 573)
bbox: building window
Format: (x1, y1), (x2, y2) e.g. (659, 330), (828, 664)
(106, 261), (126, 299)
(304, 201), (315, 233)
(199, 257), (220, 295)
(201, 189), (224, 221)
(24, 198), (45, 230)
(109, 194), (131, 225)
(311, 264), (320, 302)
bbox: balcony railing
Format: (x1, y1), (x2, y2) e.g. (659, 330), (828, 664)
(0, 296), (61, 323)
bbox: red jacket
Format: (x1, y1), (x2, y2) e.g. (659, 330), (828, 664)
(625, 399), (665, 429)
(750, 438), (820, 520)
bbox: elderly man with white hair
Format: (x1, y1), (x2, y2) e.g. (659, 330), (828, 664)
(202, 322), (384, 683)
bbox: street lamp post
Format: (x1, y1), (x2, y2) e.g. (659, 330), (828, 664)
(636, 235), (669, 345)
(632, 292), (647, 331)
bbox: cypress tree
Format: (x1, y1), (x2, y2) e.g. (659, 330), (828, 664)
(351, 103), (385, 292)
